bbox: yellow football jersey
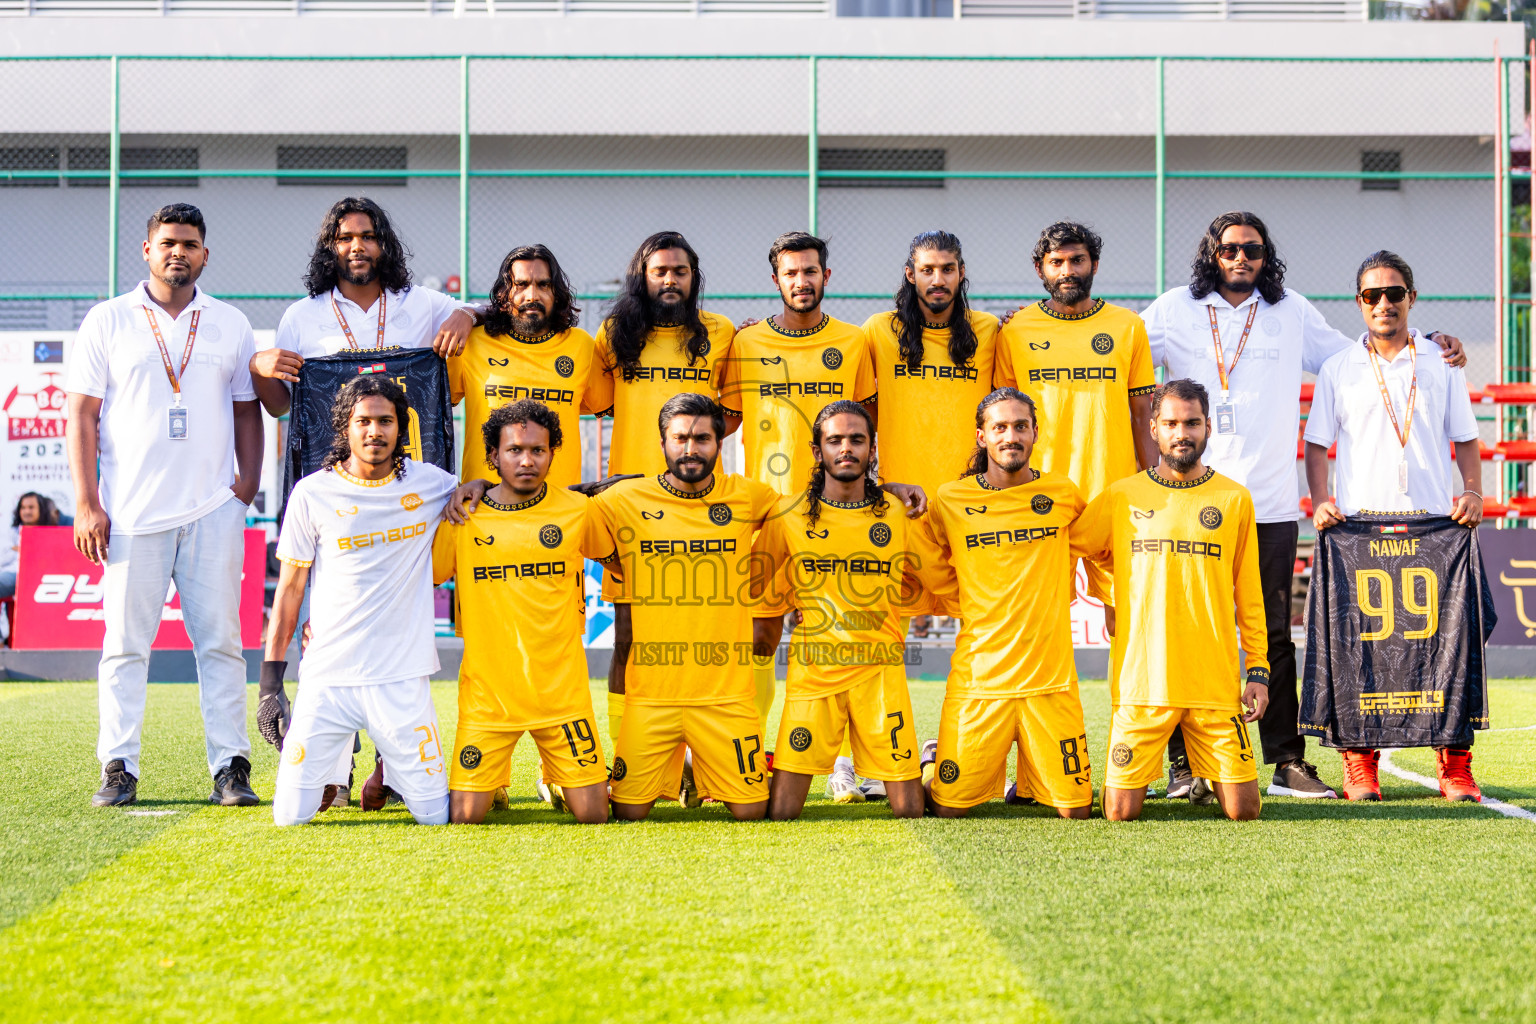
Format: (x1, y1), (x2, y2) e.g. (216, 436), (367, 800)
(590, 472), (779, 706)
(993, 299), (1155, 502)
(752, 492), (935, 699)
(1074, 468), (1269, 709)
(862, 309), (999, 501)
(448, 325), (599, 491)
(719, 315), (876, 498)
(432, 484), (614, 730)
(923, 471), (1091, 699)
(589, 311), (736, 477)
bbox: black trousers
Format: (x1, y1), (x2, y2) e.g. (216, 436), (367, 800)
(1168, 520), (1304, 767)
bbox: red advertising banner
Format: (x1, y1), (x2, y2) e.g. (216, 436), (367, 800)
(12, 525), (266, 650)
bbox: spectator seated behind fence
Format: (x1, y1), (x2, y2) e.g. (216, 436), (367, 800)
(0, 492), (63, 599)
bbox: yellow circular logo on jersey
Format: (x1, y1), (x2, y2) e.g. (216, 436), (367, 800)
(1091, 333), (1114, 355)
(401, 493), (423, 511)
(1031, 494), (1054, 515)
(285, 744), (306, 765)
(539, 524), (563, 549)
(459, 745), (482, 770)
(1111, 742), (1133, 767)
(708, 503), (733, 527)
(937, 759), (961, 785)
(869, 523), (892, 548)
(611, 757), (628, 781)
(1200, 506), (1223, 531)
(788, 727), (813, 752)
(554, 355), (575, 378)
(821, 347), (843, 370)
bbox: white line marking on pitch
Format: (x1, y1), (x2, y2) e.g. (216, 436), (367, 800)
(123, 810), (179, 817)
(1378, 750), (1536, 823)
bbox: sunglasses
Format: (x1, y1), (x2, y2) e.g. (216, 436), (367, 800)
(1215, 243), (1265, 260)
(1358, 286), (1410, 306)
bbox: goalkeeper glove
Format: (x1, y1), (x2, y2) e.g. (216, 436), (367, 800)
(257, 660), (291, 750)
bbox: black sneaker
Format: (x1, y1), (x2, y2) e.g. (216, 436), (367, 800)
(1267, 759), (1338, 799)
(210, 755), (260, 806)
(1166, 756), (1193, 800)
(92, 759), (138, 807)
(1189, 776), (1216, 806)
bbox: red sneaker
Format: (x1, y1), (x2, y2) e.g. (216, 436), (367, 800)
(1341, 749), (1382, 801)
(1436, 748), (1482, 803)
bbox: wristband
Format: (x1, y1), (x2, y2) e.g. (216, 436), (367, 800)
(259, 659), (287, 694)
(1245, 667), (1270, 687)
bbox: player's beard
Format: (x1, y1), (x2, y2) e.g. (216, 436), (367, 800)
(667, 451), (716, 484)
(1221, 266), (1257, 297)
(990, 444), (1029, 474)
(1161, 435), (1207, 474)
(512, 302), (550, 336)
(649, 289), (687, 325)
(1046, 271), (1093, 306)
(783, 283), (822, 314)
(921, 288), (953, 318)
(340, 258), (378, 287)
(825, 457), (867, 484)
(155, 260), (195, 289)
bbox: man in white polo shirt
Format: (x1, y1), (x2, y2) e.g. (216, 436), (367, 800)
(247, 196), (476, 417)
(1304, 250), (1484, 803)
(1142, 211), (1464, 802)
(66, 203), (264, 809)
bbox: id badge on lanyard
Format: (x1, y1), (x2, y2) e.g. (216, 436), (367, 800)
(143, 305), (199, 441)
(1208, 304), (1257, 436)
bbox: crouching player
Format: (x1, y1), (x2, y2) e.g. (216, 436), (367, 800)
(1075, 379), (1269, 822)
(918, 388), (1095, 820)
(261, 376), (458, 826)
(753, 401), (938, 820)
(433, 400), (614, 824)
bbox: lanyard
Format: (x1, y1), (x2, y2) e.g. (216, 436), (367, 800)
(330, 289), (387, 350)
(1206, 302), (1258, 401)
(141, 304), (200, 404)
(1366, 337), (1417, 451)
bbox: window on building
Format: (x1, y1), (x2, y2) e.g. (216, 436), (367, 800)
(67, 147), (200, 188)
(0, 147), (60, 188)
(1361, 150), (1402, 192)
(819, 147), (945, 189)
(276, 145), (408, 188)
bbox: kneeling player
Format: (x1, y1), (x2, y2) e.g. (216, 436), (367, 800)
(433, 400), (614, 824)
(1075, 379), (1269, 822)
(919, 388), (1095, 820)
(753, 402), (933, 820)
(261, 376), (458, 826)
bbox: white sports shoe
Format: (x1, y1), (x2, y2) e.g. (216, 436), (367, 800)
(856, 777), (887, 800)
(826, 760), (865, 804)
(535, 773), (567, 813)
(679, 750), (702, 808)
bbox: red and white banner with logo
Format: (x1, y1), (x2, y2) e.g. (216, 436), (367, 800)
(12, 525), (266, 650)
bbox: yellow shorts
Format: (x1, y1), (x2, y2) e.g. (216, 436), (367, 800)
(773, 665), (919, 782)
(611, 698), (768, 807)
(1103, 705), (1258, 790)
(450, 714), (608, 792)
(930, 689), (1092, 810)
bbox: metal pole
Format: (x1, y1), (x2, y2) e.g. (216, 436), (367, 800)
(1494, 45), (1508, 504)
(459, 55), (470, 302)
(1154, 56), (1166, 297)
(808, 55), (819, 235)
(107, 55), (120, 298)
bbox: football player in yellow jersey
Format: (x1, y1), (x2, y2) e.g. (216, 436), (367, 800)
(432, 400), (615, 825)
(917, 388), (1094, 820)
(448, 246), (602, 492)
(1074, 378), (1270, 822)
(589, 233), (739, 785)
(721, 233), (877, 497)
(994, 221), (1158, 500)
(591, 392), (778, 821)
(719, 232), (877, 782)
(752, 402), (938, 820)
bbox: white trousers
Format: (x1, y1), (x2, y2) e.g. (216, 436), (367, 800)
(272, 677), (448, 826)
(98, 496), (249, 778)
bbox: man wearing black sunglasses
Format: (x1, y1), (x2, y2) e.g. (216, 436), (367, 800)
(1302, 250), (1484, 804)
(1139, 212), (1465, 804)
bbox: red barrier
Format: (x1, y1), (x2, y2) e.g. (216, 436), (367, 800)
(12, 524), (266, 650)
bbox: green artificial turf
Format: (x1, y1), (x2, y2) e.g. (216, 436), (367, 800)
(0, 678), (1531, 1024)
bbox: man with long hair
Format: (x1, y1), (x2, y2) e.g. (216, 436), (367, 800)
(718, 232), (876, 793)
(1075, 379), (1270, 822)
(261, 375), (459, 826)
(915, 389), (1094, 820)
(449, 244), (602, 492)
(1139, 211), (1465, 802)
(433, 399), (616, 825)
(752, 401), (937, 820)
(67, 204), (263, 810)
(249, 196), (478, 417)
(0, 492), (61, 601)
(589, 232), (738, 791)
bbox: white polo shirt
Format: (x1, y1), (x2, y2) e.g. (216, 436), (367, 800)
(275, 459), (457, 685)
(66, 282), (257, 535)
(1303, 330), (1479, 516)
(272, 286), (465, 358)
(1143, 286), (1353, 523)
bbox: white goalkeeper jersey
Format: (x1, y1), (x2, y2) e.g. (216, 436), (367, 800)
(276, 459), (456, 685)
